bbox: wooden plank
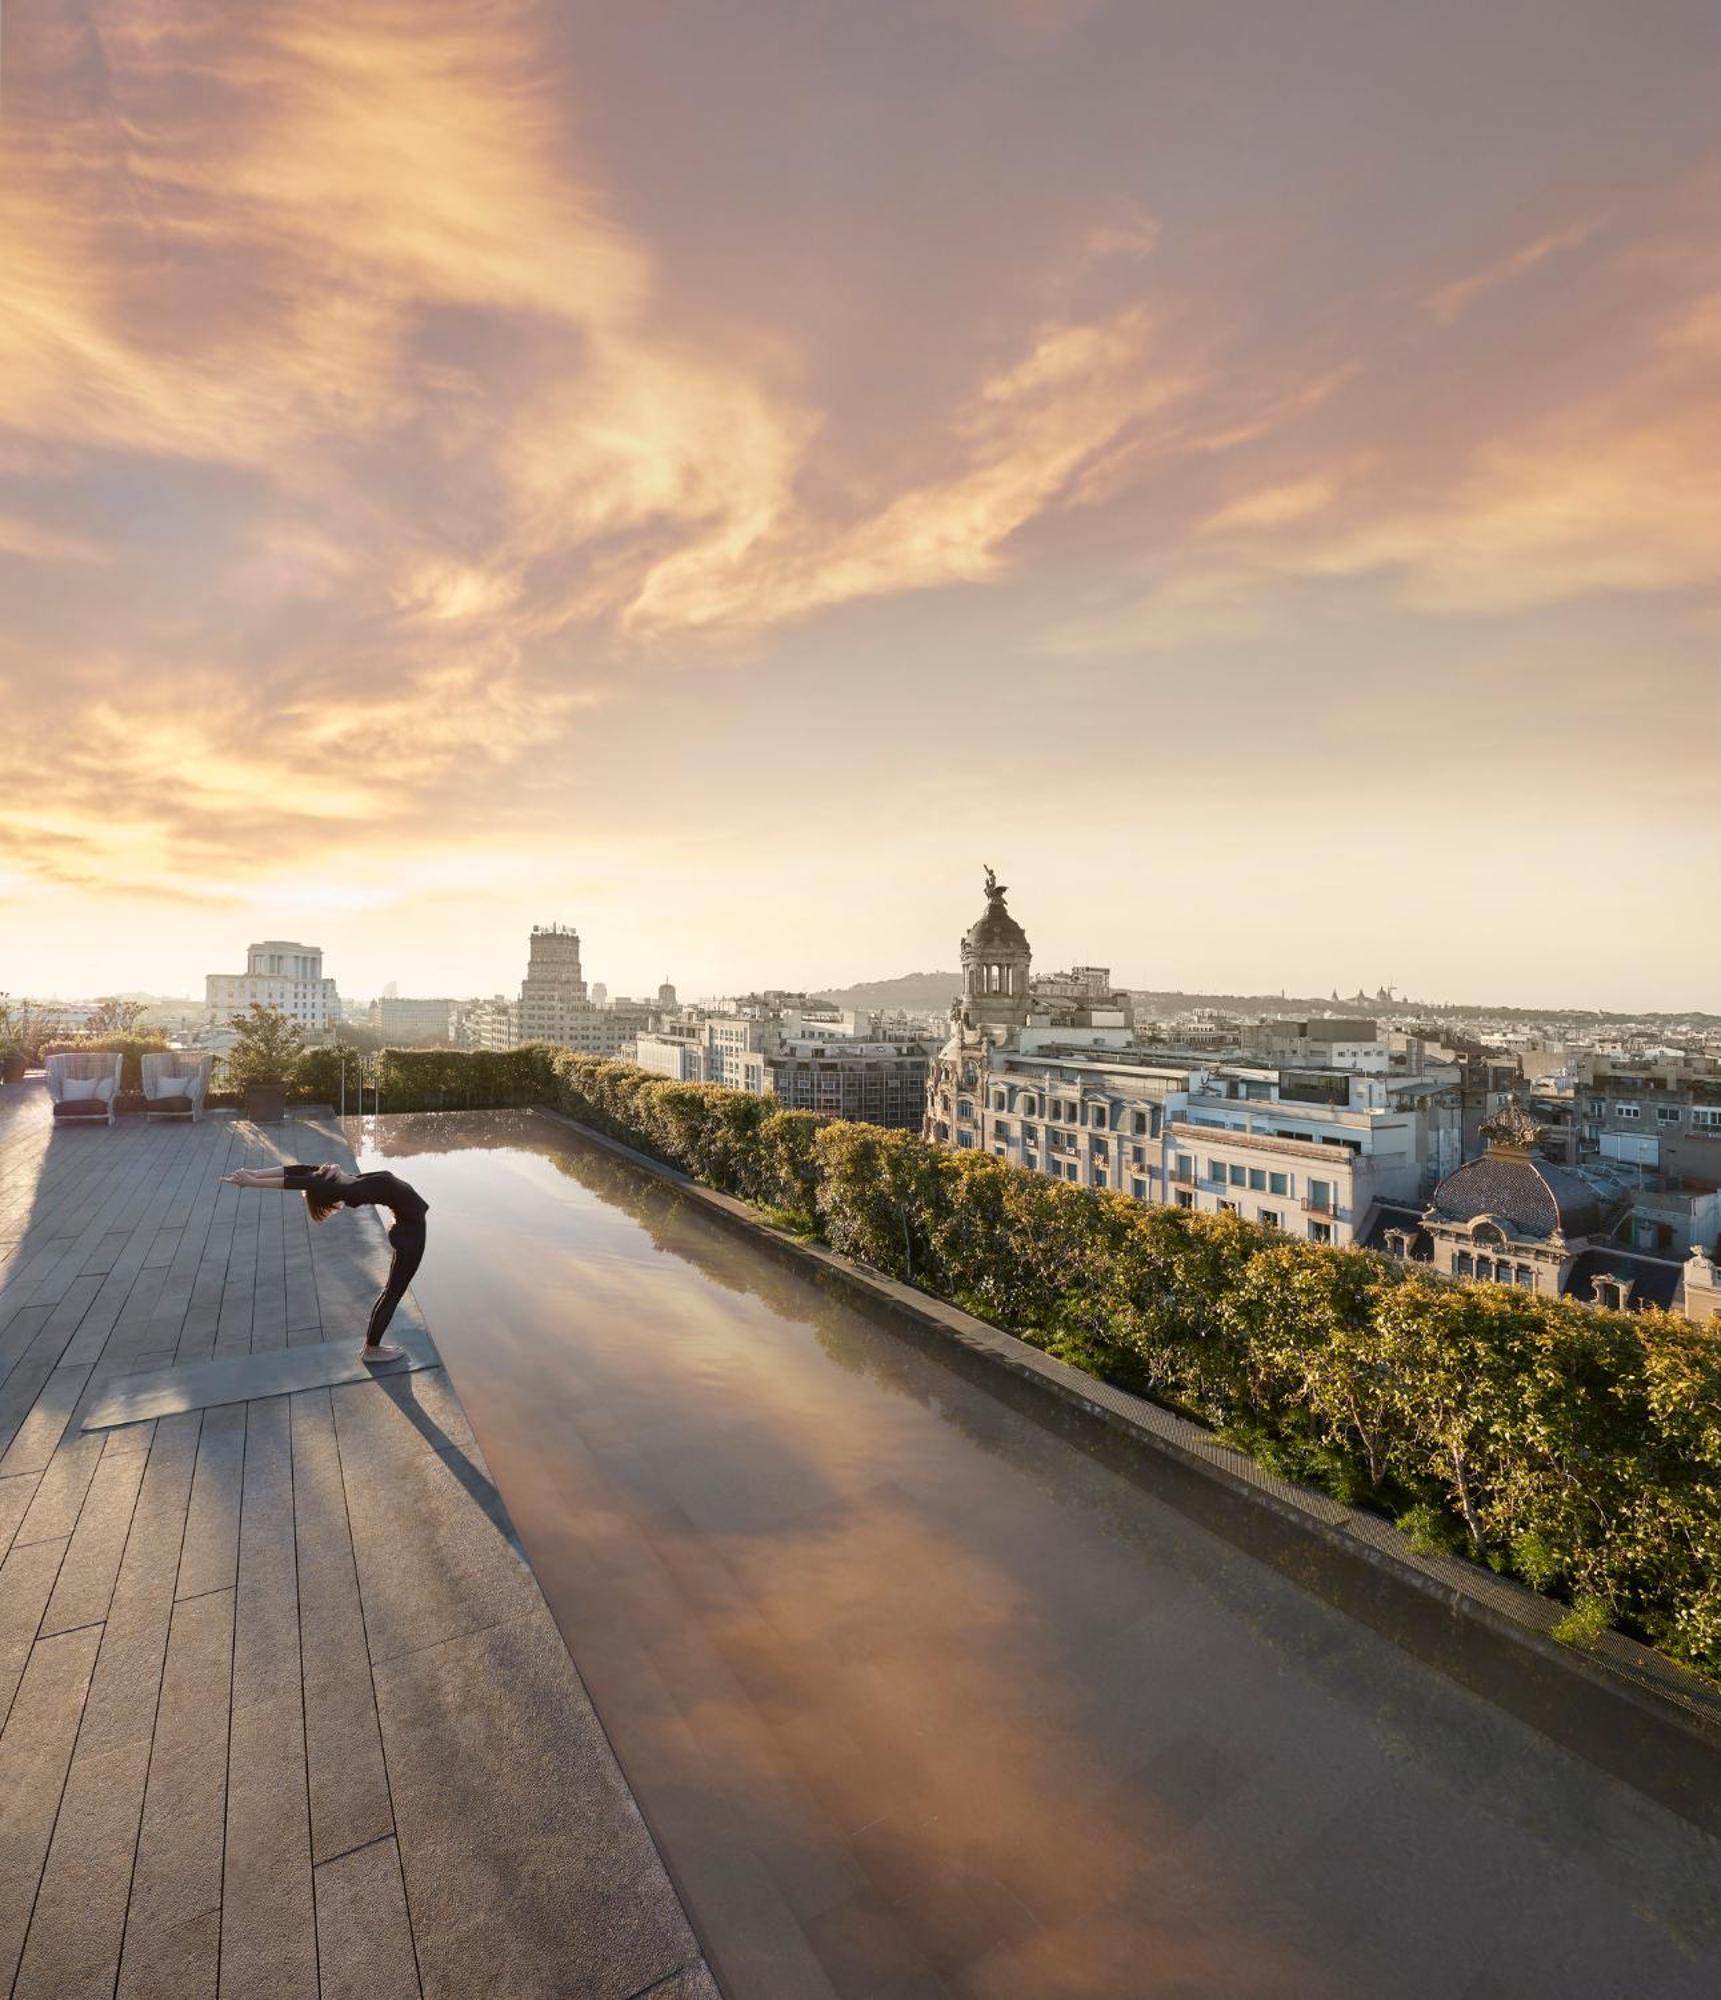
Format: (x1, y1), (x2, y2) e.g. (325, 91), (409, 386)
(0, 1626), (104, 1991)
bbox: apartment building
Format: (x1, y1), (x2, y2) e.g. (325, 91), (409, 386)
(371, 996), (457, 1044)
(947, 1051), (1447, 1246)
(1576, 1054), (1721, 1184)
(765, 1041), (930, 1129)
(460, 997), (520, 1052)
(206, 941), (340, 1030)
(1242, 1017), (1389, 1072)
(636, 1010), (930, 1124)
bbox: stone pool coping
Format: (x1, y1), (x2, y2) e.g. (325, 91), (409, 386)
(539, 1107), (1721, 1844)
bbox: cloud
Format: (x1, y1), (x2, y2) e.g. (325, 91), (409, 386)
(1425, 218), (1600, 324)
(623, 307), (1193, 633)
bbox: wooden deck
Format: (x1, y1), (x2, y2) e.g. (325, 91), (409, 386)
(0, 1082), (717, 2000)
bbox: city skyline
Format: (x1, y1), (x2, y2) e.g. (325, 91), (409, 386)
(3, 2), (1719, 1010)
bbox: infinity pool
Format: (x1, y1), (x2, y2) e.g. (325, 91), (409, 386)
(357, 1109), (1721, 2000)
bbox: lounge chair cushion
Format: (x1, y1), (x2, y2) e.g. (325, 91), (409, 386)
(54, 1098), (109, 1118)
(60, 1076), (104, 1101)
(147, 1094), (196, 1114)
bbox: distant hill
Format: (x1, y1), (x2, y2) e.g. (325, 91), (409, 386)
(810, 974), (1719, 1027)
(814, 971), (961, 1013)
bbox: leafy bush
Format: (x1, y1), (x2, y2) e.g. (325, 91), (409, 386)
(219, 1006), (306, 1091)
(40, 1033), (170, 1093)
(1553, 1595), (1614, 1649)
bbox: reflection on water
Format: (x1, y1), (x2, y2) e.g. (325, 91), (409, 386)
(359, 1110), (1721, 2000)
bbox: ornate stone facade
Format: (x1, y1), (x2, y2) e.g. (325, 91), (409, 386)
(925, 869), (1032, 1145)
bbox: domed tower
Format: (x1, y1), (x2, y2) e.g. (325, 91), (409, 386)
(924, 867), (1032, 1144)
(961, 866), (1031, 1033)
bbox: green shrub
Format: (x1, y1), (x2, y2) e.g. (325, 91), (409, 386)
(219, 1006), (305, 1091)
(1553, 1594), (1613, 1649)
(1397, 1501), (1467, 1556)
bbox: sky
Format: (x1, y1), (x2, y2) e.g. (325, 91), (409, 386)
(2, 0), (1718, 1012)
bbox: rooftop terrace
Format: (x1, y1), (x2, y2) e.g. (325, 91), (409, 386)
(0, 1080), (714, 2000)
(4, 1082), (1721, 1997)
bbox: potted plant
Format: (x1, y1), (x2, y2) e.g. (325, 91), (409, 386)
(0, 996), (30, 1085)
(222, 1003), (305, 1124)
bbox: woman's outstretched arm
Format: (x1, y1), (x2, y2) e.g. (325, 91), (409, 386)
(222, 1167), (289, 1189)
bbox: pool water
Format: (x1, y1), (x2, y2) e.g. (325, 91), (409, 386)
(357, 1109), (1721, 2000)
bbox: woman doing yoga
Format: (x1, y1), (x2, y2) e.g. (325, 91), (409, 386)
(222, 1162), (429, 1362)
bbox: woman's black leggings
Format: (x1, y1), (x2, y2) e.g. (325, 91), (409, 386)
(367, 1220), (427, 1346)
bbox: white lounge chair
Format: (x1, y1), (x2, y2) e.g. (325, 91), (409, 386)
(44, 1050), (124, 1127)
(141, 1051), (212, 1123)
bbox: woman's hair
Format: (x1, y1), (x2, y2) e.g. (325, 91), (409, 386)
(302, 1165), (345, 1224)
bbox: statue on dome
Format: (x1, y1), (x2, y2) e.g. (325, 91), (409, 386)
(1481, 1099), (1541, 1153)
(983, 864), (1007, 904)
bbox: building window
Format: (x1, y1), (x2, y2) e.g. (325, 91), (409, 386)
(1218, 1199), (1239, 1216)
(1693, 1108), (1721, 1130)
(1022, 1123), (1037, 1143)
(993, 1091), (1007, 1111)
(958, 1100), (974, 1123)
(1616, 1103), (1640, 1121)
(1456, 1251), (1474, 1277)
(1175, 1190), (1194, 1209)
(1515, 1265), (1534, 1288)
(1131, 1145), (1145, 1168)
(1261, 1210), (1282, 1231)
(1094, 1169), (1108, 1189)
(994, 1122), (1011, 1142)
(1131, 1178), (1148, 1200)
(1308, 1220), (1332, 1245)
(1066, 1163), (1079, 1182)
(1132, 1111), (1148, 1135)
(1269, 1172), (1288, 1196)
(1248, 1168), (1266, 1191)
(1229, 1163), (1247, 1187)
(1023, 1153), (1038, 1170)
(1657, 1107), (1680, 1126)
(1173, 1155), (1193, 1184)
(1022, 1095), (1038, 1116)
(1092, 1137), (1108, 1159)
(1308, 1179), (1332, 1213)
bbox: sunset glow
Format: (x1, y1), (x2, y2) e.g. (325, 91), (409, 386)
(3, 1), (1718, 1005)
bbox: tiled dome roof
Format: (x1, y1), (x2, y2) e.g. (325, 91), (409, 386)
(964, 899), (1030, 954)
(1431, 1150), (1603, 1240)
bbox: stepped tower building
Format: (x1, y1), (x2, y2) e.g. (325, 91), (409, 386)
(519, 923), (589, 1041)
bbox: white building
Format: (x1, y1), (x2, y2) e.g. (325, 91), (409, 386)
(460, 997), (520, 1052)
(635, 1017), (769, 1093)
(207, 941), (340, 1030)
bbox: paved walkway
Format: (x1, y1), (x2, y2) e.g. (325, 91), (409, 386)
(0, 1082), (716, 2000)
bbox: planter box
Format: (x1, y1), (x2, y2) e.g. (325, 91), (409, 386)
(244, 1080), (288, 1124)
(1, 1055), (25, 1086)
